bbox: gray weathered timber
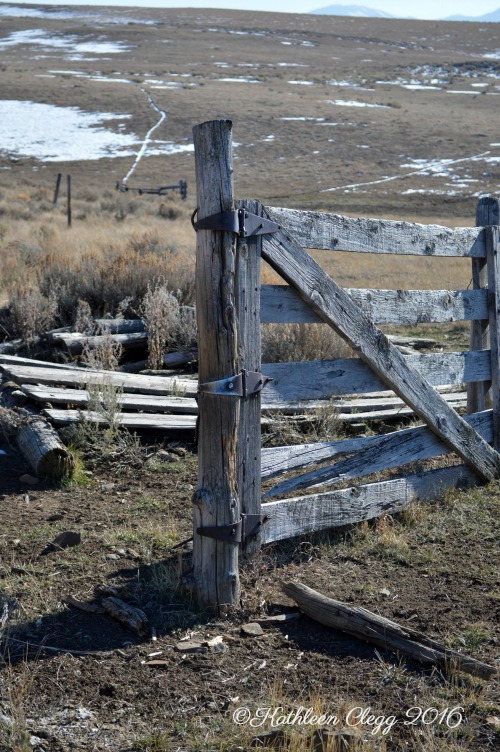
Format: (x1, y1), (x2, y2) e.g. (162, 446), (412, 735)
(282, 582), (497, 680)
(237, 199), (263, 553)
(327, 391), (465, 412)
(468, 197), (498, 413)
(0, 365), (197, 396)
(44, 409), (197, 430)
(265, 410), (492, 497)
(262, 465), (478, 543)
(94, 318), (146, 334)
(53, 331), (147, 356)
(21, 385), (199, 414)
(265, 207), (485, 257)
(17, 419), (75, 479)
(0, 354), (84, 370)
(262, 350), (490, 402)
(261, 224), (500, 481)
(262, 435), (378, 479)
(261, 285), (488, 325)
(487, 225), (500, 449)
(192, 120), (240, 610)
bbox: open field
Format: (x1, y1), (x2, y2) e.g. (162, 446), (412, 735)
(1, 5), (500, 752)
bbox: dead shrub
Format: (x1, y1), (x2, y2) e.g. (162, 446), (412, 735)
(261, 323), (350, 363)
(81, 328), (123, 371)
(8, 286), (58, 344)
(141, 279), (196, 369)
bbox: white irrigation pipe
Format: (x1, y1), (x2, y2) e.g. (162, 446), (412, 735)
(121, 88), (167, 185)
(320, 150), (492, 193)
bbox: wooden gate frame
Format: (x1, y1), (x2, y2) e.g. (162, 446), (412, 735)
(192, 119), (500, 610)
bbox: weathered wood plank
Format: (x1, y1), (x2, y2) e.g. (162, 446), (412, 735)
(0, 365), (197, 397)
(192, 119), (240, 610)
(266, 206), (485, 257)
(44, 408), (197, 430)
(487, 225), (500, 450)
(53, 331), (147, 356)
(265, 410), (492, 497)
(0, 355), (83, 370)
(262, 350), (490, 402)
(237, 199), (263, 553)
(282, 582), (497, 680)
(261, 220), (500, 481)
(262, 435), (377, 479)
(468, 197), (498, 412)
(261, 464), (478, 543)
(20, 385), (199, 414)
(261, 285), (488, 325)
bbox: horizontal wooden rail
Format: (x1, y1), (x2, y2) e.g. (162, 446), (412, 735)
(266, 207), (485, 257)
(262, 350), (491, 402)
(261, 465), (478, 543)
(265, 409), (492, 496)
(261, 285), (488, 326)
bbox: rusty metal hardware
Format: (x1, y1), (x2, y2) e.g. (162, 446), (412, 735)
(192, 207), (280, 238)
(197, 513), (269, 544)
(198, 369), (272, 398)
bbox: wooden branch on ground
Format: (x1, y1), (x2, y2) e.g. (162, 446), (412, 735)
(282, 581), (497, 680)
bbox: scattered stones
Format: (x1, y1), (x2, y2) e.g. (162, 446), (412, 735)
(255, 612), (301, 626)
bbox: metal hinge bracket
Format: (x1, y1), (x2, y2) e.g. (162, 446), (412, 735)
(192, 207), (280, 238)
(199, 369), (272, 398)
(197, 513), (269, 544)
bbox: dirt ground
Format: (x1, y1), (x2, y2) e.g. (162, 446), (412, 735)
(1, 6), (500, 751)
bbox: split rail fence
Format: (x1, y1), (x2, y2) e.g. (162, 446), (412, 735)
(192, 119), (500, 610)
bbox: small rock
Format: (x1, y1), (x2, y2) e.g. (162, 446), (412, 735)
(256, 612), (300, 626)
(205, 635), (226, 653)
(19, 474), (39, 486)
(486, 716), (500, 729)
(241, 622), (264, 637)
(379, 588), (391, 597)
(175, 639), (206, 654)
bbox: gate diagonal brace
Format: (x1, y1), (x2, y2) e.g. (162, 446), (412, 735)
(197, 514), (269, 544)
(199, 369), (272, 398)
(192, 207), (281, 238)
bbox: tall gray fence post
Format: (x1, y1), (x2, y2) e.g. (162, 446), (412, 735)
(192, 120), (241, 610)
(468, 197), (499, 413)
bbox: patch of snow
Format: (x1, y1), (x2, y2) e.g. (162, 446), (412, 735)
(327, 100), (390, 108)
(0, 29), (131, 55)
(0, 100), (192, 163)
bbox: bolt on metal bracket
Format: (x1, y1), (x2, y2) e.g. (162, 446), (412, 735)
(197, 513), (269, 544)
(198, 369), (272, 398)
(192, 207), (280, 238)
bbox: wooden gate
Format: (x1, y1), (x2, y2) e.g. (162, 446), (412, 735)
(192, 119), (500, 610)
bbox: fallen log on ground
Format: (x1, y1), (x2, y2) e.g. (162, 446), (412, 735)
(282, 581), (497, 680)
(17, 418), (75, 480)
(1, 383), (75, 481)
(52, 331), (148, 356)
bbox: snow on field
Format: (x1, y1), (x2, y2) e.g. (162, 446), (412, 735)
(0, 29), (131, 56)
(0, 4), (154, 24)
(327, 100), (390, 108)
(0, 101), (193, 163)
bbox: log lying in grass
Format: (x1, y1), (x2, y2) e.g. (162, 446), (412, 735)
(282, 581), (497, 680)
(17, 418), (75, 480)
(52, 331), (148, 356)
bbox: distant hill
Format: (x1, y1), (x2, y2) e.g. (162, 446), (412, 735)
(445, 7), (500, 21)
(309, 4), (500, 21)
(309, 4), (395, 17)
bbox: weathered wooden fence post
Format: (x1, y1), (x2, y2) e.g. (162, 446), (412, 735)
(192, 120), (241, 610)
(468, 196), (499, 413)
(237, 199), (263, 555)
